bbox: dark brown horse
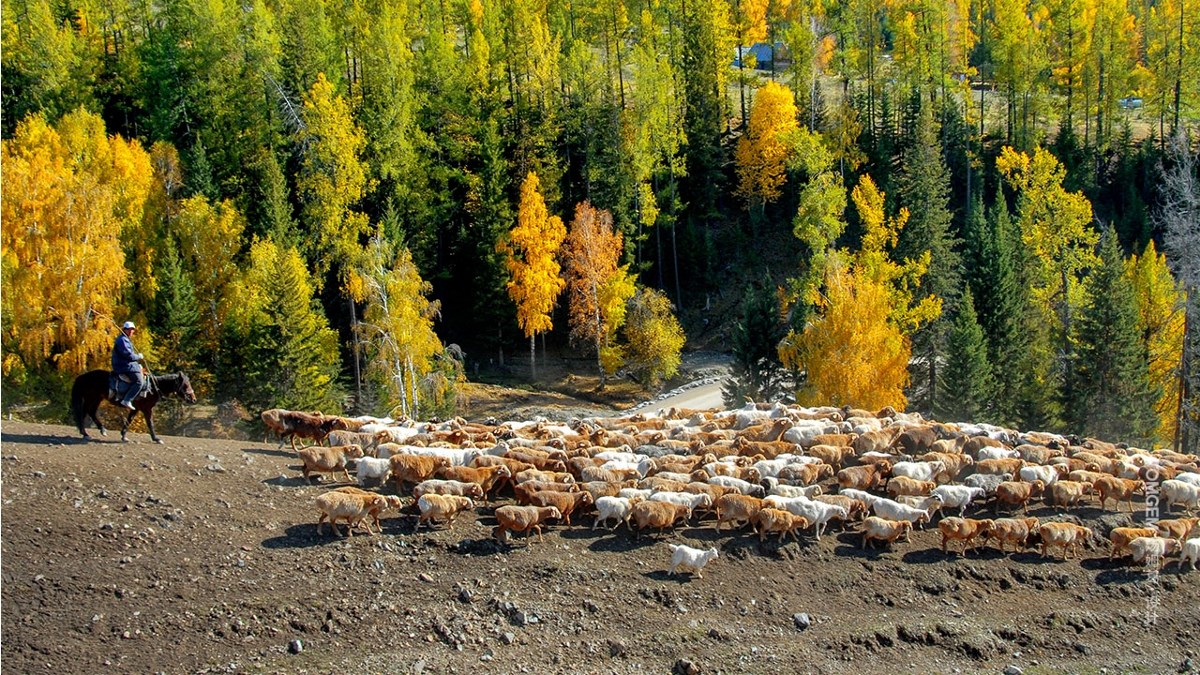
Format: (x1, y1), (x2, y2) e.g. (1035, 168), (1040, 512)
(71, 370), (197, 443)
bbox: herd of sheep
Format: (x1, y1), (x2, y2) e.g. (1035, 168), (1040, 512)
(261, 403), (1200, 578)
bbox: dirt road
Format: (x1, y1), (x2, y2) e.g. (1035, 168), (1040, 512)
(2, 421), (1197, 674)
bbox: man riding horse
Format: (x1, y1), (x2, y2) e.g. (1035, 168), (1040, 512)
(111, 320), (145, 409)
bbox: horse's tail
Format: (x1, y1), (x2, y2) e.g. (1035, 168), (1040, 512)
(70, 374), (87, 434)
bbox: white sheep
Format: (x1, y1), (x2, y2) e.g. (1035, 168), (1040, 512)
(767, 482), (824, 499)
(837, 488), (881, 507)
(1162, 480), (1200, 514)
(707, 475), (765, 497)
(1181, 537), (1200, 571)
(1129, 536), (1181, 569)
(977, 447), (1021, 461)
(762, 496), (848, 541)
(648, 491), (713, 518)
(1019, 464), (1062, 486)
(617, 487), (654, 501)
(593, 496), (640, 530)
(601, 458), (656, 477)
(963, 472), (1013, 495)
(930, 485), (986, 517)
(870, 495), (943, 528)
(890, 460), (947, 484)
(668, 543), (720, 578)
(402, 446), (481, 467)
(356, 456), (392, 486)
(1175, 473), (1200, 488)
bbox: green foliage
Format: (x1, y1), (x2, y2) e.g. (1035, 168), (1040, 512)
(1068, 228), (1159, 444)
(722, 279), (789, 407)
(622, 287), (686, 387)
(937, 288), (996, 422)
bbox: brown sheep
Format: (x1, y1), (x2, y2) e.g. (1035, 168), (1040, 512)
(1046, 480), (1093, 509)
(861, 517), (913, 549)
(975, 458), (1025, 476)
(436, 464), (512, 497)
(887, 476), (937, 498)
(837, 462), (891, 491)
(630, 501), (690, 538)
(778, 462), (834, 486)
(713, 494), (765, 532)
(298, 444), (365, 483)
(493, 505), (562, 544)
(938, 517), (994, 556)
(1039, 522), (1094, 560)
(756, 508), (809, 542)
(316, 490), (388, 536)
(994, 480), (1044, 514)
(807, 445), (854, 471)
(1109, 526), (1158, 559)
(390, 454), (451, 490)
(333, 487), (403, 531)
(528, 490), (595, 526)
(1155, 517), (1200, 541)
(985, 516), (1040, 553)
(416, 494), (475, 529)
(1094, 476), (1143, 512)
(513, 480), (579, 505)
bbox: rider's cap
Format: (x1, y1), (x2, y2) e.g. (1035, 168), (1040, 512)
(122, 321), (136, 330)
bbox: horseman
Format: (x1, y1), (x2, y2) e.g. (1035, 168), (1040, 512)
(111, 321), (145, 409)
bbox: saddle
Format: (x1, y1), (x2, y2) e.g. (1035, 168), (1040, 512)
(108, 372), (148, 404)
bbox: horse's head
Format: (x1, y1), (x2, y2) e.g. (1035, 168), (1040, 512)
(177, 372), (197, 403)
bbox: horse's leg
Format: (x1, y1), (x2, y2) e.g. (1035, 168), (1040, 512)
(120, 408), (137, 442)
(144, 407), (163, 444)
(90, 399), (107, 436)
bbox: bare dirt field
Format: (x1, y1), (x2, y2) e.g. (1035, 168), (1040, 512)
(2, 413), (1197, 675)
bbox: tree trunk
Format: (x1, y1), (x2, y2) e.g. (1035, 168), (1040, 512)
(530, 333), (536, 381)
(349, 298), (362, 412)
(1177, 291), (1193, 453)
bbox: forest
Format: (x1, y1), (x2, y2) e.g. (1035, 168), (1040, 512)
(1, 0), (1198, 451)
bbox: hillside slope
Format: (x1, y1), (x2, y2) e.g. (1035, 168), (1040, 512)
(1, 421), (1196, 674)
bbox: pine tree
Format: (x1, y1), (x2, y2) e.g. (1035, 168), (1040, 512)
(937, 288), (995, 422)
(151, 237), (200, 375)
(1068, 227), (1158, 443)
(722, 278), (789, 407)
(895, 103), (960, 415)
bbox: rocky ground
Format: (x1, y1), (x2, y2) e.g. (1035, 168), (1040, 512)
(2, 414), (1197, 675)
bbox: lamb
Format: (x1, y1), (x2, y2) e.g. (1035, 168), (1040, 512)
(994, 480), (1044, 514)
(1038, 522), (1094, 560)
(1161, 479), (1200, 514)
(985, 517), (1040, 553)
(389, 454), (451, 490)
(593, 496), (642, 530)
(355, 456), (392, 487)
(756, 508), (810, 542)
(1108, 526), (1158, 559)
(315, 490), (388, 536)
(1182, 537), (1200, 571)
(648, 491), (713, 520)
(631, 501), (690, 538)
(869, 496), (942, 529)
(416, 494), (475, 529)
(706, 475), (766, 497)
(492, 505), (562, 544)
(527, 490), (594, 526)
(762, 496), (849, 540)
(931, 485), (986, 517)
(938, 517), (993, 555)
(887, 476), (937, 498)
(667, 544), (720, 579)
(861, 516), (914, 549)
(298, 444), (365, 483)
(1094, 476), (1143, 512)
(714, 494), (766, 532)
(1154, 517), (1199, 541)
(412, 479), (485, 500)
(1127, 536), (1182, 570)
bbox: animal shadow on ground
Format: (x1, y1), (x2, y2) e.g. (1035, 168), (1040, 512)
(2, 432), (90, 446)
(641, 570), (695, 583)
(262, 474), (323, 489)
(261, 522), (351, 549)
(241, 446), (294, 459)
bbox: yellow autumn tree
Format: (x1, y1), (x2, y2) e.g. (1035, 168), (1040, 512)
(735, 80), (799, 211)
(296, 72), (372, 285)
(780, 174), (940, 410)
(499, 171), (567, 379)
(789, 260), (912, 409)
(172, 196), (247, 356)
(597, 265), (638, 376)
(1, 110), (152, 379)
(1126, 241), (1186, 444)
(356, 235), (448, 419)
(564, 201), (626, 381)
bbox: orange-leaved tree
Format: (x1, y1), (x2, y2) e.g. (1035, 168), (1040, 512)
(1, 110), (153, 381)
(735, 80), (799, 213)
(499, 171), (566, 379)
(564, 201), (626, 383)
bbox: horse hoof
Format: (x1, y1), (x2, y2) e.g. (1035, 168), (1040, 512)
(100, 430), (107, 436)
(154, 439), (164, 445)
